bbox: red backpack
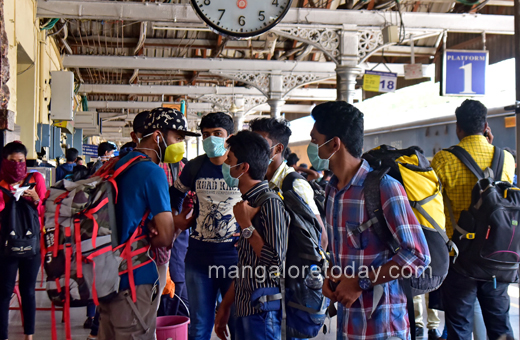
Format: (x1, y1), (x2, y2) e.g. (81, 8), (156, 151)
(43, 155), (152, 340)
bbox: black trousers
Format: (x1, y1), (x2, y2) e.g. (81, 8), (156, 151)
(441, 266), (514, 340)
(0, 254), (41, 339)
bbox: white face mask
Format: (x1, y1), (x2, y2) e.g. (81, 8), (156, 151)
(269, 143), (281, 165)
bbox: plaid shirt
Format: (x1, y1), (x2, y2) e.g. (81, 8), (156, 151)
(326, 160), (430, 340)
(431, 135), (515, 238)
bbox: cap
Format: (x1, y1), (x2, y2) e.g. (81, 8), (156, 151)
(133, 111), (150, 134)
(142, 107), (201, 137)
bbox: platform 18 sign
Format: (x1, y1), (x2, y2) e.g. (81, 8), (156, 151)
(363, 70), (398, 93)
(443, 50), (488, 96)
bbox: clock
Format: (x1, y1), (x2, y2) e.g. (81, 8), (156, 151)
(191, 0), (293, 38)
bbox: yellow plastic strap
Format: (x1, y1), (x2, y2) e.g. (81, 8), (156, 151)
(466, 233), (475, 240)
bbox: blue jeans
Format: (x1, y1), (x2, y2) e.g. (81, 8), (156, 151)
(235, 310), (282, 340)
(186, 263), (236, 340)
(86, 302), (96, 318)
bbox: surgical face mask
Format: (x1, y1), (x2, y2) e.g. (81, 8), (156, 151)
(203, 136), (227, 158)
(222, 162), (243, 188)
(164, 141), (186, 164)
(269, 143), (281, 165)
(307, 138), (337, 171)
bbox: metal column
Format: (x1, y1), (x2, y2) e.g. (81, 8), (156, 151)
(336, 66), (362, 103)
(515, 0), (520, 319)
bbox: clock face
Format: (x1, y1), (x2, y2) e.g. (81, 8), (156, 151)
(191, 0), (293, 38)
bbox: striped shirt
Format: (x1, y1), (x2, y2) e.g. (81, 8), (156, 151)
(235, 181), (290, 317)
(269, 162), (320, 216)
(326, 160), (430, 340)
(431, 135), (515, 238)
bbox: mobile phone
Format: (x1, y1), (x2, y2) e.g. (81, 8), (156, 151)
(27, 183), (36, 190)
(484, 131), (489, 138)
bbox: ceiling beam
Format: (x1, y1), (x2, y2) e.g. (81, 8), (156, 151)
(37, 2), (515, 34)
(89, 101), (215, 110)
(79, 84), (338, 100)
(62, 55), (338, 73)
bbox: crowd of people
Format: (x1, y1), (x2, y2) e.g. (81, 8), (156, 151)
(0, 99), (517, 340)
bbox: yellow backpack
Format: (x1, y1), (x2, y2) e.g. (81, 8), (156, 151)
(362, 145), (453, 296)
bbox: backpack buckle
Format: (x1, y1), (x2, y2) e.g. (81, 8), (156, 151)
(465, 233), (475, 240)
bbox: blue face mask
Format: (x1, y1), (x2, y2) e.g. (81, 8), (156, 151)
(307, 139), (336, 171)
(222, 162), (243, 188)
(203, 136), (227, 158)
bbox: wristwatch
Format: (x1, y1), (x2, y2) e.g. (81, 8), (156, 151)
(358, 277), (374, 291)
(242, 225), (255, 239)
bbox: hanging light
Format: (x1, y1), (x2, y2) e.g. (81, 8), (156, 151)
(229, 102), (240, 114)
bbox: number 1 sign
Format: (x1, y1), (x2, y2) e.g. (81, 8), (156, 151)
(443, 50), (488, 96)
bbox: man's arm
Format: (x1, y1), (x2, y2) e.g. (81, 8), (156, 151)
(331, 177), (430, 308)
(234, 199), (288, 268)
(149, 212), (175, 248)
(214, 281), (235, 340)
(293, 166), (320, 181)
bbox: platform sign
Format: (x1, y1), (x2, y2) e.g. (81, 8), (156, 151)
(443, 50), (488, 96)
(83, 144), (98, 157)
(363, 70), (397, 93)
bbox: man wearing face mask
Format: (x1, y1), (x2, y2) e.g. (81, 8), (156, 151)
(170, 112), (242, 340)
(311, 101), (430, 340)
(214, 131), (290, 340)
(97, 108), (188, 339)
(250, 118), (328, 251)
(131, 109), (193, 315)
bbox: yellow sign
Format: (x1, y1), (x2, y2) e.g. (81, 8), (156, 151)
(363, 70), (398, 93)
(53, 120), (74, 134)
(363, 73), (381, 92)
(505, 116), (516, 128)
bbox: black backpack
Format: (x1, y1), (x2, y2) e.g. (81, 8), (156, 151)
(264, 172), (329, 339)
(306, 178), (327, 223)
(362, 146), (452, 296)
(0, 174), (41, 258)
(444, 145), (520, 283)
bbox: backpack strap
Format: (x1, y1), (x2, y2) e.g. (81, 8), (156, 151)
(362, 169), (401, 254)
(253, 191), (282, 207)
(281, 171), (305, 193)
(251, 190), (286, 339)
(491, 146), (504, 181)
(364, 169), (418, 340)
(189, 154), (208, 190)
(22, 173), (34, 186)
(444, 146), (485, 180)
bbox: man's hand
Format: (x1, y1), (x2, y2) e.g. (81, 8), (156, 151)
(485, 126), (494, 144)
(233, 201), (261, 229)
(173, 206), (196, 232)
(322, 277), (336, 300)
(214, 304), (231, 340)
(334, 277), (363, 308)
(148, 219), (159, 238)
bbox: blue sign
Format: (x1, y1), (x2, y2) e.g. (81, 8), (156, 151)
(443, 50), (488, 96)
(83, 144), (98, 157)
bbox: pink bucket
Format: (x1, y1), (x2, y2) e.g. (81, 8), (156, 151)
(156, 316), (190, 340)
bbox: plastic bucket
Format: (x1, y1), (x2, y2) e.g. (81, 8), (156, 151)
(156, 316), (190, 340)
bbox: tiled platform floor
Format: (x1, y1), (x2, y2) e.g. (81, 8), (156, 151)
(5, 284), (519, 340)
